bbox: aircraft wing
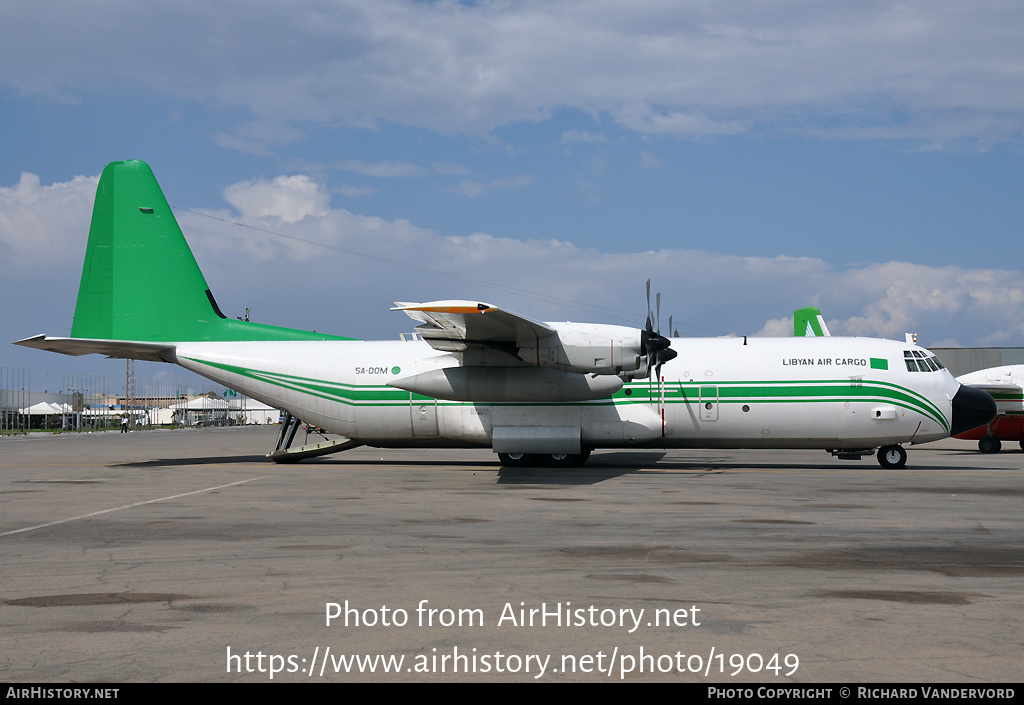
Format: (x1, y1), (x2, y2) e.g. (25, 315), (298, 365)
(14, 334), (176, 363)
(393, 300), (649, 376)
(393, 301), (554, 353)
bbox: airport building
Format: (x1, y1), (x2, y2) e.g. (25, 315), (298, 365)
(930, 347), (1024, 377)
(1, 365), (280, 433)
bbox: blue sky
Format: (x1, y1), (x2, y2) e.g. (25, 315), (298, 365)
(2, 1), (1024, 393)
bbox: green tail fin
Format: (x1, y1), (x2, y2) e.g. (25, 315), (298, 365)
(70, 160), (351, 343)
(793, 307), (830, 337)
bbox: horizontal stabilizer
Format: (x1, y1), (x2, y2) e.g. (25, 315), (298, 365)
(14, 334), (175, 362)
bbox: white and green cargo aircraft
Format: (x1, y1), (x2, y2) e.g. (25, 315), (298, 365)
(16, 161), (996, 468)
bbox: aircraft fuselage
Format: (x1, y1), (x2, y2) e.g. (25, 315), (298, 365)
(174, 335), (958, 453)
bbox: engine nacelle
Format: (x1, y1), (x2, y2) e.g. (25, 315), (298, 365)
(619, 358), (651, 382)
(517, 322), (643, 375)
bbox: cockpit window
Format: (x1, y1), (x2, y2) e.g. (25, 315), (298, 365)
(904, 350), (943, 372)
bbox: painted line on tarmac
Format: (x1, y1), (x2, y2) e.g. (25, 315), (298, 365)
(0, 476), (272, 537)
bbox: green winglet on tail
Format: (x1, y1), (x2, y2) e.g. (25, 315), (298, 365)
(793, 307), (831, 337)
(69, 160), (353, 343)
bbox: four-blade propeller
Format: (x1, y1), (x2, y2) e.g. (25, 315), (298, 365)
(643, 279), (677, 374)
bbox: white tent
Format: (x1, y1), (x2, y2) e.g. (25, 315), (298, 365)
(20, 401), (72, 415)
(228, 397), (281, 424)
(170, 396), (231, 426)
(169, 397), (230, 411)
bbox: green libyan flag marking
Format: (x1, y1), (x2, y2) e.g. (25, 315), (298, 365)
(870, 358), (888, 370)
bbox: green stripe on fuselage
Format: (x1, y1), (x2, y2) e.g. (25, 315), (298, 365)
(616, 379), (948, 432)
(185, 356), (949, 432)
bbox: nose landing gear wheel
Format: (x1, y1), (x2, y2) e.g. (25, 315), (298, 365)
(877, 445), (907, 469)
(978, 436), (1002, 453)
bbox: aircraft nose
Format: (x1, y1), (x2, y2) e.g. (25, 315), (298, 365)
(949, 384), (997, 436)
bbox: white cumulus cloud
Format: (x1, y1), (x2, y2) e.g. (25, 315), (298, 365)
(2, 1), (1022, 149)
(0, 172), (98, 264)
(222, 175), (331, 224)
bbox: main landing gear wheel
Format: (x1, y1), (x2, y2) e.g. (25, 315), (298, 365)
(877, 445), (908, 469)
(497, 452), (537, 467)
(498, 450), (592, 467)
(978, 436), (1002, 454)
(542, 449), (592, 467)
